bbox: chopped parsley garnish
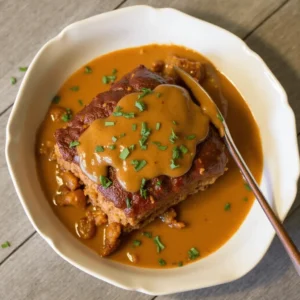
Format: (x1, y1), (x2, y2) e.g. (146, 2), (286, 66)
(108, 144), (116, 150)
(158, 259), (166, 266)
(186, 134), (196, 140)
(119, 147), (130, 160)
(95, 145), (104, 153)
(141, 122), (151, 137)
(1, 241), (10, 248)
(243, 197), (248, 202)
(152, 141), (168, 151)
(132, 124), (137, 131)
(188, 247), (200, 260)
(99, 175), (112, 188)
(140, 178), (147, 199)
(84, 66), (92, 74)
(156, 122), (161, 130)
(61, 108), (72, 122)
(138, 87), (152, 99)
(170, 159), (179, 169)
(179, 145), (188, 154)
(123, 112), (135, 119)
(102, 69), (117, 84)
(217, 113), (224, 122)
(172, 120), (178, 125)
(224, 203), (231, 211)
(131, 160), (147, 171)
(169, 129), (178, 144)
(112, 136), (118, 142)
(119, 133), (126, 138)
(156, 180), (162, 187)
(142, 232), (152, 238)
(156, 92), (161, 98)
(105, 121), (115, 126)
(19, 66), (28, 72)
(69, 141), (80, 148)
(112, 106), (135, 118)
(125, 197), (132, 208)
(172, 146), (182, 159)
(52, 95), (60, 104)
(70, 85), (79, 91)
(244, 183), (252, 191)
(133, 240), (142, 247)
(178, 261), (183, 267)
(10, 77), (17, 85)
(129, 144), (135, 151)
(154, 236), (165, 253)
(78, 99), (84, 106)
(135, 100), (147, 112)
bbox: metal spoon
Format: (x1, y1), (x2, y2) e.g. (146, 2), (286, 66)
(174, 66), (300, 275)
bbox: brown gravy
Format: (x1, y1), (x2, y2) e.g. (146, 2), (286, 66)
(36, 44), (263, 268)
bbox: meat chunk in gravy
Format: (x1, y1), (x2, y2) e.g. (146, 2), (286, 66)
(101, 223), (122, 257)
(76, 214), (96, 239)
(160, 207), (186, 229)
(55, 189), (86, 209)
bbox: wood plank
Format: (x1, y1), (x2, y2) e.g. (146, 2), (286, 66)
(0, 233), (152, 300)
(0, 0), (123, 114)
(0, 108), (35, 263)
(122, 0), (286, 38)
(157, 205), (300, 300)
(245, 0), (300, 132)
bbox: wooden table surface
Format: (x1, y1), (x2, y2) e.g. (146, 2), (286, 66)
(0, 0), (299, 299)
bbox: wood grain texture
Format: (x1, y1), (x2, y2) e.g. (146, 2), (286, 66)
(0, 108), (34, 263)
(122, 0), (286, 38)
(0, 0), (123, 114)
(245, 0), (300, 132)
(156, 206), (300, 300)
(0, 233), (152, 300)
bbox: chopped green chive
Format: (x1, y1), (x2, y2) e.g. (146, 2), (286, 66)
(138, 87), (153, 99)
(172, 146), (182, 159)
(1, 241), (10, 248)
(178, 261), (183, 267)
(140, 178), (147, 199)
(243, 197), (248, 202)
(170, 159), (179, 169)
(217, 113), (224, 122)
(179, 145), (188, 154)
(135, 100), (147, 112)
(78, 99), (84, 106)
(70, 86), (79, 91)
(169, 129), (178, 144)
(119, 147), (130, 160)
(119, 133), (126, 138)
(99, 175), (112, 188)
(224, 203), (231, 211)
(244, 183), (252, 191)
(61, 108), (72, 122)
(123, 112), (135, 119)
(131, 160), (147, 171)
(133, 240), (142, 247)
(188, 247), (200, 260)
(19, 66), (28, 72)
(186, 134), (196, 140)
(105, 121), (115, 126)
(69, 141), (80, 148)
(112, 136), (118, 142)
(108, 144), (116, 150)
(172, 120), (178, 125)
(155, 123), (161, 131)
(154, 236), (165, 253)
(84, 66), (92, 74)
(113, 107), (135, 118)
(112, 68), (117, 75)
(129, 144), (135, 151)
(102, 76), (109, 84)
(158, 258), (166, 266)
(152, 141), (168, 151)
(95, 145), (104, 153)
(102, 69), (117, 84)
(126, 197), (132, 208)
(10, 77), (17, 85)
(132, 124), (137, 131)
(141, 122), (151, 137)
(156, 180), (162, 187)
(142, 232), (152, 238)
(52, 95), (61, 104)
(156, 92), (161, 98)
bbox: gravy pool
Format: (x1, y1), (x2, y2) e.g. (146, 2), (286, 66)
(37, 44), (263, 268)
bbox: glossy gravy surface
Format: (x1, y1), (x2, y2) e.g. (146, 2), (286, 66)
(37, 44), (263, 268)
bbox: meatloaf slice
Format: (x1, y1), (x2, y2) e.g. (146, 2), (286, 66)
(55, 65), (228, 232)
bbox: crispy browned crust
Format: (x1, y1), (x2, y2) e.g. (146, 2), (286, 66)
(54, 65), (228, 231)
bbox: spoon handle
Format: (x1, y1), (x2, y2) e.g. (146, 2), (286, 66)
(223, 124), (300, 275)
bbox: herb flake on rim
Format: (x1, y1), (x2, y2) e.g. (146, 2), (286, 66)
(10, 77), (17, 85)
(1, 241), (10, 248)
(217, 113), (224, 122)
(19, 66), (28, 72)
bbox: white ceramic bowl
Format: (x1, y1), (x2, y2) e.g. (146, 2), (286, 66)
(6, 5), (299, 295)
